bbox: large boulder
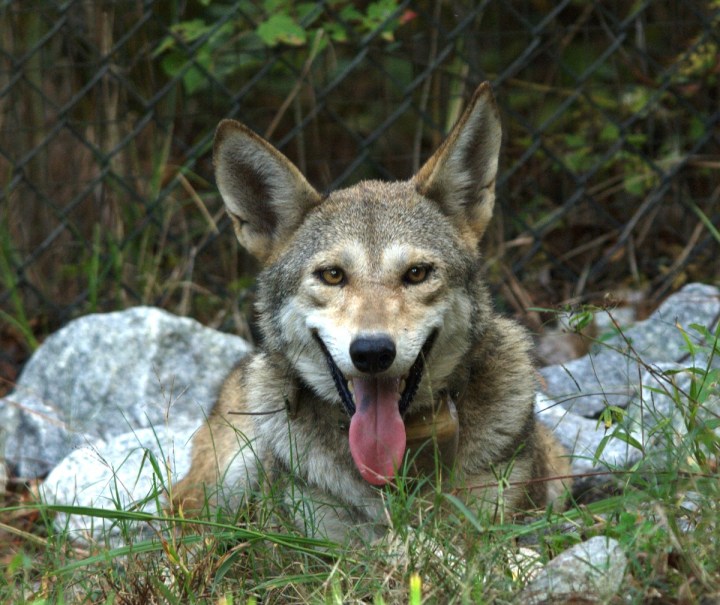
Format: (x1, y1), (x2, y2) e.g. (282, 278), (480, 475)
(1, 306), (251, 479)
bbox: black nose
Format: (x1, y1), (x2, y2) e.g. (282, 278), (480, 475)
(349, 336), (396, 374)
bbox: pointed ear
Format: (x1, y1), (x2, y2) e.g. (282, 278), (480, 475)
(213, 120), (323, 262)
(414, 82), (502, 246)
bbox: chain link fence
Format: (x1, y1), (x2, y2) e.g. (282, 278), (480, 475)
(1, 0), (719, 359)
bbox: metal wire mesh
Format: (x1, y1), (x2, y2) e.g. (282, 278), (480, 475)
(1, 0), (719, 346)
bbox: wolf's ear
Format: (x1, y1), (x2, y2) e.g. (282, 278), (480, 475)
(214, 120), (323, 262)
(414, 82), (501, 246)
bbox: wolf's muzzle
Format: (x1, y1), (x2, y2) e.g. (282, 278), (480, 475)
(312, 329), (438, 419)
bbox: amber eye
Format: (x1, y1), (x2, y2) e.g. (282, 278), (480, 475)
(318, 267), (345, 286)
(404, 264), (431, 285)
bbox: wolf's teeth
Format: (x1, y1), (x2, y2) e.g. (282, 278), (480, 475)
(347, 381), (355, 397)
(399, 378), (406, 394)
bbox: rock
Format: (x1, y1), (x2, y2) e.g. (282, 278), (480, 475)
(536, 393), (640, 479)
(0, 399), (18, 495)
(540, 283), (720, 418)
(519, 536), (627, 604)
(1, 307), (251, 478)
(40, 425), (195, 543)
(626, 362), (720, 470)
(507, 546), (544, 584)
(537, 283), (720, 481)
(610, 283), (719, 361)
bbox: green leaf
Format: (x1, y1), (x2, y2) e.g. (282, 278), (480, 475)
(623, 172), (649, 196)
(691, 202), (720, 245)
(564, 133), (586, 148)
(170, 18), (212, 44)
(257, 13), (307, 47)
(569, 309), (594, 332)
(340, 5), (364, 22)
(441, 493), (486, 534)
(297, 2), (322, 25)
(325, 22), (348, 42)
(611, 429), (644, 452)
(599, 123), (620, 142)
(153, 34), (177, 57)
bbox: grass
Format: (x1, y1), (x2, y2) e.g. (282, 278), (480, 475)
(1, 314), (719, 603)
(2, 5), (718, 600)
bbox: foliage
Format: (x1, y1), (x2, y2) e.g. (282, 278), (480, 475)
(1, 0), (718, 356)
(154, 0), (413, 94)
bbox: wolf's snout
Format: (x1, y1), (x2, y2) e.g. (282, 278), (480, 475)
(349, 336), (396, 374)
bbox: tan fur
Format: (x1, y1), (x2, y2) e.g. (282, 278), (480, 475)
(173, 82), (571, 541)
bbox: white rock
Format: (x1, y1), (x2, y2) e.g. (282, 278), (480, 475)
(2, 307), (250, 478)
(40, 425), (195, 544)
(520, 536), (627, 603)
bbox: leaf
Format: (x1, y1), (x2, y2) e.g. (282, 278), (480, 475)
(182, 48), (213, 95)
(325, 22), (349, 42)
(340, 5), (363, 21)
(623, 172), (650, 196)
(691, 202), (720, 245)
(569, 309), (594, 332)
(296, 2), (322, 26)
(170, 18), (212, 44)
(364, 0), (401, 40)
(611, 429), (644, 452)
(441, 493), (486, 534)
(564, 133), (586, 148)
(599, 123), (620, 142)
(256, 14), (307, 47)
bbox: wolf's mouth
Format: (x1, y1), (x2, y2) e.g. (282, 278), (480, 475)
(312, 330), (437, 417)
(312, 330), (438, 485)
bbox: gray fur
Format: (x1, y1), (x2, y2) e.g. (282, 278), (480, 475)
(174, 82), (570, 542)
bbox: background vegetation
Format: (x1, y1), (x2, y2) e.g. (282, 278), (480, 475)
(1, 0), (719, 602)
(1, 0), (718, 368)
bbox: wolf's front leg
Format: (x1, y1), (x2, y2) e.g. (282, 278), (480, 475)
(279, 481), (386, 544)
(172, 361), (265, 514)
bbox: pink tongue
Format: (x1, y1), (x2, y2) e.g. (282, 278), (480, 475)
(348, 377), (406, 485)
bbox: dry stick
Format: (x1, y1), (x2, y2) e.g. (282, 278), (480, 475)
(411, 0), (443, 173)
(556, 232), (614, 264)
(0, 520), (49, 547)
(158, 204), (226, 311)
(264, 30), (325, 140)
(170, 171), (223, 311)
(627, 233), (640, 284)
(633, 199), (663, 250)
(177, 172), (219, 235)
(573, 261), (590, 300)
(655, 182), (720, 295)
(653, 502), (713, 591)
(543, 1), (595, 87)
(656, 220), (704, 288)
(499, 263), (543, 331)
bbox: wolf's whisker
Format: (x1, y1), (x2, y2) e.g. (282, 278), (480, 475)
(228, 408), (285, 416)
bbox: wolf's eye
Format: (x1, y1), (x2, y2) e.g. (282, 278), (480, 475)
(403, 264), (431, 285)
(318, 267), (345, 286)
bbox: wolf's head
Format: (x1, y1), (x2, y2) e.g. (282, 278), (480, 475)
(214, 83), (501, 486)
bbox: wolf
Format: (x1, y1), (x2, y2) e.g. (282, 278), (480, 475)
(173, 82), (570, 542)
